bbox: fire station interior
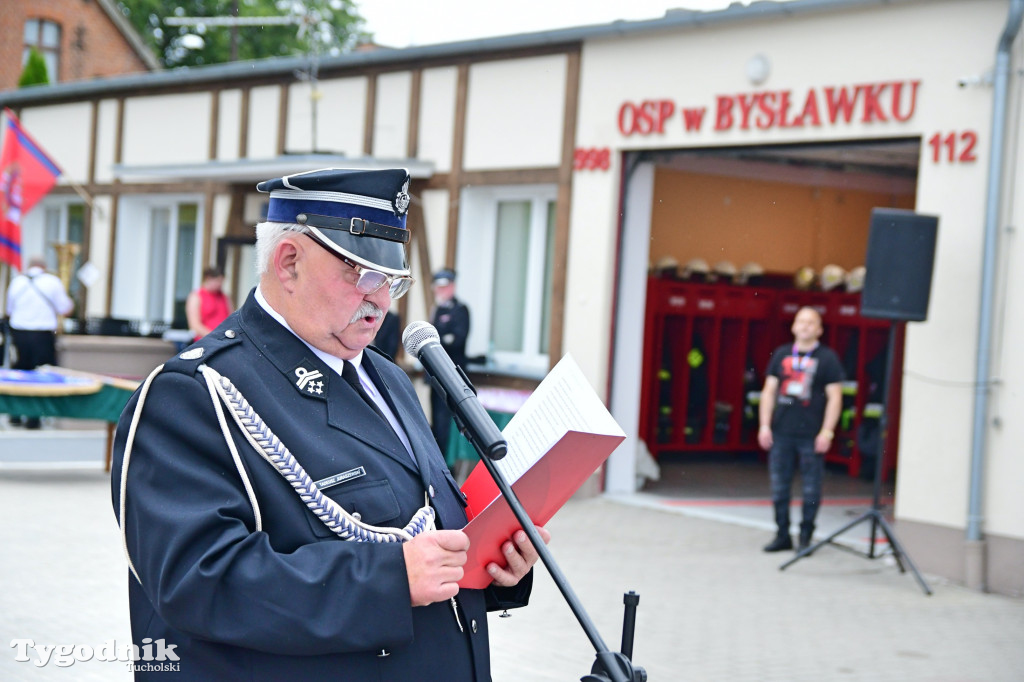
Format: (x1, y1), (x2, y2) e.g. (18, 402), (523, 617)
(636, 138), (920, 503)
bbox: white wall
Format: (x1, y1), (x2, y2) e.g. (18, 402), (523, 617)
(978, 18), (1024, 541)
(217, 89), (242, 161)
(463, 55), (566, 170)
(418, 67), (458, 172)
(373, 71), (411, 160)
(19, 103), (92, 183)
(286, 77), (366, 155)
(247, 86), (279, 159)
(122, 93), (211, 168)
(94, 99), (119, 183)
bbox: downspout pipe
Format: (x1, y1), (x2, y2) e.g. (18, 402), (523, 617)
(967, 0), (1024, 553)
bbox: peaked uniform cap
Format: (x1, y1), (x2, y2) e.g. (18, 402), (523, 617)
(257, 168), (413, 275)
(432, 268), (456, 285)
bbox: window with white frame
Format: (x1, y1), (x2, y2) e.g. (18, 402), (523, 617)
(112, 197), (203, 327)
(456, 185), (556, 377)
(146, 203), (199, 327)
(23, 19), (61, 83)
(42, 201), (86, 308)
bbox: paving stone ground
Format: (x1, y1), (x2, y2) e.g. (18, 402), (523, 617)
(2, 465), (1022, 681)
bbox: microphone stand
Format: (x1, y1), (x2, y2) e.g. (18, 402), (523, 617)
(461, 423), (647, 682)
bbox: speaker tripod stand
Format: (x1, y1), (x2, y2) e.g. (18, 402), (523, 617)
(779, 321), (932, 596)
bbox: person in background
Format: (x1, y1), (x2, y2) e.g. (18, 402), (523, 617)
(758, 306), (844, 553)
(111, 169), (545, 681)
(429, 267), (470, 458)
(5, 255), (74, 429)
(185, 266), (233, 341)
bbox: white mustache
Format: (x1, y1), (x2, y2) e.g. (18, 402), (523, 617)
(350, 301), (383, 324)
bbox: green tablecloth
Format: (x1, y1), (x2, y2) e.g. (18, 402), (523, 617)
(444, 410), (515, 467)
(0, 382), (135, 423)
(0, 367), (140, 472)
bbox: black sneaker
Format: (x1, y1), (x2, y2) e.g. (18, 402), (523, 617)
(763, 535), (793, 552)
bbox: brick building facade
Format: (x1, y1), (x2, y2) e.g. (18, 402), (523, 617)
(0, 0), (158, 91)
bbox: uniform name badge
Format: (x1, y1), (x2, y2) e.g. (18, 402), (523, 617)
(314, 466), (367, 491)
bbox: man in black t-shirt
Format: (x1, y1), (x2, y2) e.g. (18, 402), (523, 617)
(758, 307), (844, 552)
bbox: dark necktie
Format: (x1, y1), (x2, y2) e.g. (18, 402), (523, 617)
(342, 361), (389, 423)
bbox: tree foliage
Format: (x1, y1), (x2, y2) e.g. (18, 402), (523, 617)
(116, 0), (372, 69)
(18, 47), (51, 87)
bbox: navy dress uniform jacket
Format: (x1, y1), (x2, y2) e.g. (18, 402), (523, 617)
(111, 292), (531, 681)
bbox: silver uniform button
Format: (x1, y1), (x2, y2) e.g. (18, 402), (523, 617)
(471, 619), (478, 633)
(351, 512), (362, 521)
(224, 329), (236, 338)
(377, 649), (389, 657)
(429, 485), (435, 499)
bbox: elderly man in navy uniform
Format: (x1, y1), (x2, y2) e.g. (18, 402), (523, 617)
(429, 267), (470, 457)
(111, 168), (547, 681)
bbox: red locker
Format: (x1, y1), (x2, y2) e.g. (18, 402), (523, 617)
(639, 276), (903, 479)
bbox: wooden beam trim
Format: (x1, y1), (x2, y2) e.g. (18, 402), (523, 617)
(87, 100), (99, 185)
(445, 63), (469, 270)
(104, 98), (125, 315)
(549, 49), (582, 369)
(238, 87), (250, 158)
(459, 168), (560, 186)
(407, 69), (422, 159)
(103, 188), (119, 316)
(363, 73), (377, 156)
(113, 96), (125, 166)
(208, 88), (220, 160)
(202, 187), (216, 268)
(408, 180), (433, 316)
(277, 83), (289, 155)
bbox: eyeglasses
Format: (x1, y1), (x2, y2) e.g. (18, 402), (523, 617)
(307, 232), (415, 299)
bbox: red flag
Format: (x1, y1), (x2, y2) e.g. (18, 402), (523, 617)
(0, 108), (62, 271)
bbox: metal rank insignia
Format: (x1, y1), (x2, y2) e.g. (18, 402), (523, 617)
(395, 178), (410, 215)
(294, 366), (325, 395)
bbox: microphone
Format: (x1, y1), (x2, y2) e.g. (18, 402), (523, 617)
(403, 321), (508, 460)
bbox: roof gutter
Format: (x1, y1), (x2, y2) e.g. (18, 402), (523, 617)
(967, 0), (1024, 575)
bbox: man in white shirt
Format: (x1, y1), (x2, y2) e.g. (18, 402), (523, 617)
(5, 255), (74, 428)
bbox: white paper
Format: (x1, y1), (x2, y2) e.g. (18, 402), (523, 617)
(76, 261), (101, 287)
(495, 353), (625, 483)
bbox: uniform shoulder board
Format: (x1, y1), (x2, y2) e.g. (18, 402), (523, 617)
(163, 328), (243, 375)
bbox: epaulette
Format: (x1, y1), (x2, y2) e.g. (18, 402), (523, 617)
(162, 328), (244, 375)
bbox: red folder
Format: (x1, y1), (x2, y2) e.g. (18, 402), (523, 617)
(458, 429), (624, 589)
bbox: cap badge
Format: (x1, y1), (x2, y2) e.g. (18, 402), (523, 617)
(395, 179), (410, 215)
(295, 367), (325, 395)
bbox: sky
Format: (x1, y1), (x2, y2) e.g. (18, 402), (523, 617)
(356, 0), (757, 48)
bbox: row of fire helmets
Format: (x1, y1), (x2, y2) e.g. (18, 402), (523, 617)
(709, 260), (767, 285)
(793, 264), (866, 292)
(650, 257), (764, 285)
(845, 266), (866, 293)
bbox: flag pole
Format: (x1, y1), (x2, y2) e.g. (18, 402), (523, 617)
(62, 175), (104, 219)
(1, 261), (10, 368)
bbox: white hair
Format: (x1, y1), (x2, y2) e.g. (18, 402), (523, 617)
(255, 221), (308, 277)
